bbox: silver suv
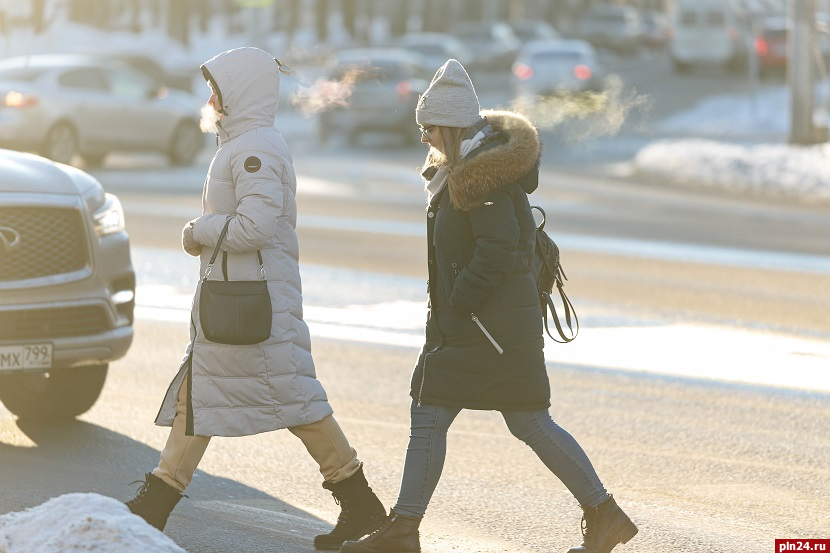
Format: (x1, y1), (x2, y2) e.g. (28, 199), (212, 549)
(0, 149), (134, 419)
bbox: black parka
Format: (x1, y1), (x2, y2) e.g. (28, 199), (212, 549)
(410, 110), (550, 411)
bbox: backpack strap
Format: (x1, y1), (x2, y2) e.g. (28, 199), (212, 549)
(542, 282), (579, 343)
(531, 205), (546, 231)
(531, 205), (579, 343)
(540, 235), (578, 343)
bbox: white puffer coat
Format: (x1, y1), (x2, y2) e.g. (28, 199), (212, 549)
(155, 47), (333, 437)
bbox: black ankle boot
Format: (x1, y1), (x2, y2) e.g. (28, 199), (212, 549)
(125, 473), (185, 531)
(313, 467), (386, 550)
(339, 510), (421, 553)
(567, 494), (638, 553)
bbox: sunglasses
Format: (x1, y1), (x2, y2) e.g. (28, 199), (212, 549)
(419, 126), (435, 142)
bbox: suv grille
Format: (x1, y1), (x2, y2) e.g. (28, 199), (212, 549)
(0, 206), (89, 282)
(0, 305), (110, 340)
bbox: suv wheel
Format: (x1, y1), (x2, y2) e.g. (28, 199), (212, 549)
(0, 364), (108, 420)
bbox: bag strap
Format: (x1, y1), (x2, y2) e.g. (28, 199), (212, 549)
(531, 205), (546, 231)
(532, 206), (579, 343)
(542, 284), (579, 343)
(542, 249), (578, 343)
(220, 250), (265, 281)
(202, 218), (266, 282)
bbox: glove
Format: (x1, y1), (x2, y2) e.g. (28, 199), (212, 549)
(182, 219), (202, 257)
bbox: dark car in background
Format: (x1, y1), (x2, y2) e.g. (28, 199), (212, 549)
(0, 55), (204, 167)
(316, 48), (430, 147)
(641, 10), (673, 50)
(0, 149), (134, 420)
(506, 20), (562, 44)
(396, 32), (474, 71)
(449, 21), (522, 69)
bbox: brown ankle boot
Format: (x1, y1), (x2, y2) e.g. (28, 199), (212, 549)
(567, 494), (638, 553)
(339, 510), (421, 553)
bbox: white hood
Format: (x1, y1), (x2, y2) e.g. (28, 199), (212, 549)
(200, 47), (281, 143)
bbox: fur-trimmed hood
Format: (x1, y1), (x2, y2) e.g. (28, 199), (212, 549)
(423, 110), (541, 211)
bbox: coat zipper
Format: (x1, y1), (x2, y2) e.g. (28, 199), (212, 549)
(471, 314), (504, 355)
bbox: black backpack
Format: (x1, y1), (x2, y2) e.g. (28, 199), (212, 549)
(530, 206), (579, 343)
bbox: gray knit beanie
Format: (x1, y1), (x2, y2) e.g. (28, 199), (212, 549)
(416, 59), (481, 128)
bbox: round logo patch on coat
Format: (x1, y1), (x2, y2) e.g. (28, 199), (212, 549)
(244, 156), (262, 173)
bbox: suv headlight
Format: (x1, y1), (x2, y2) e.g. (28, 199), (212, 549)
(91, 194), (126, 236)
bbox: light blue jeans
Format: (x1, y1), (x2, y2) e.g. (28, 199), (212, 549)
(393, 401), (609, 519)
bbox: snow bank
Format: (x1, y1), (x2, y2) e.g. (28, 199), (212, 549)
(0, 493), (185, 553)
(652, 86), (790, 139)
(631, 81), (830, 204)
(634, 139), (830, 204)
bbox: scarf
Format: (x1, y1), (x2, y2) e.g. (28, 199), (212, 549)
(425, 119), (495, 203)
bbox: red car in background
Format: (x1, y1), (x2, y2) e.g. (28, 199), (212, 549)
(753, 16), (788, 77)
(754, 15), (830, 78)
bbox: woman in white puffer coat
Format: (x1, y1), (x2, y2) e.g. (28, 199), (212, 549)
(125, 47), (385, 551)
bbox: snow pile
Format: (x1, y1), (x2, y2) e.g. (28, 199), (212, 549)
(634, 139), (830, 203)
(631, 82), (830, 204)
(0, 493), (185, 553)
(652, 86), (790, 139)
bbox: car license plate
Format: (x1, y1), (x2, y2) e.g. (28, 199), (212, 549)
(0, 344), (53, 371)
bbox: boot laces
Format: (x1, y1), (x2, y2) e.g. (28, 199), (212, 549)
(363, 513), (394, 538)
(127, 479), (150, 503)
(330, 493), (353, 524)
(127, 477), (187, 504)
(580, 509), (598, 546)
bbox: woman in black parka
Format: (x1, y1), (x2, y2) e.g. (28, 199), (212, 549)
(342, 60), (637, 553)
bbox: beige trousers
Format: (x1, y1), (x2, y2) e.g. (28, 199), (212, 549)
(152, 376), (361, 492)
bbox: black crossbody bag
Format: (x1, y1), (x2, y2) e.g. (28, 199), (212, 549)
(198, 219), (272, 345)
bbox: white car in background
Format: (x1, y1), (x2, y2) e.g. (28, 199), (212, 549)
(0, 149), (134, 420)
(0, 54), (204, 167)
(511, 39), (606, 103)
(669, 0), (752, 73)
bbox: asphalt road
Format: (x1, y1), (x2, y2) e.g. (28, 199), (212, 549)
(5, 144), (826, 552)
(1, 49), (829, 552)
(1, 319), (828, 552)
(111, 148), (830, 338)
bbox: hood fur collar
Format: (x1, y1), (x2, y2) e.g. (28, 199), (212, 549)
(424, 110), (540, 212)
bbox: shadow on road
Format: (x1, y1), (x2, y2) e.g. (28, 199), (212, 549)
(0, 418), (333, 552)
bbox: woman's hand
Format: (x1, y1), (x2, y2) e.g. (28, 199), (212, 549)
(182, 219), (203, 257)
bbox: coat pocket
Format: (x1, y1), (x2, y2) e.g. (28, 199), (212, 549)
(471, 313), (504, 355)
